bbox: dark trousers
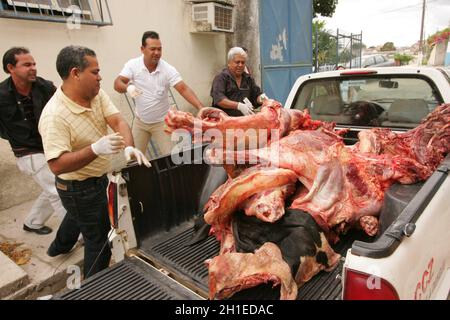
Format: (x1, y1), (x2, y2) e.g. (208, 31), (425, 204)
(51, 175), (111, 279)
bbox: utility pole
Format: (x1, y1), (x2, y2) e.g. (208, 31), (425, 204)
(418, 0), (426, 65)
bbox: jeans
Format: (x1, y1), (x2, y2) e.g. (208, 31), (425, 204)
(16, 153), (66, 228)
(50, 175), (111, 279)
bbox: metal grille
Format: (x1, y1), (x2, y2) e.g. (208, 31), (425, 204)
(0, 0), (112, 26)
(313, 26), (363, 72)
(214, 5), (232, 30)
(192, 4), (207, 21)
(55, 257), (201, 300)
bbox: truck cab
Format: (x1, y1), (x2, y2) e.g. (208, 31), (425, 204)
(285, 66), (450, 143)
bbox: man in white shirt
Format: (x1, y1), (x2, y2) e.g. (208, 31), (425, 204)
(114, 31), (204, 156)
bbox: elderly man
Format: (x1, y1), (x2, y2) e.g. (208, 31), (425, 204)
(0, 47), (65, 235)
(39, 45), (150, 278)
(114, 30), (205, 156)
(210, 47), (268, 117)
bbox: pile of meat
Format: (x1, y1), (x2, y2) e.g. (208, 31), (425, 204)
(166, 100), (450, 300)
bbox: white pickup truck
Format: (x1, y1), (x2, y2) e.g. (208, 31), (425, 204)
(55, 66), (450, 301)
(285, 66), (450, 300)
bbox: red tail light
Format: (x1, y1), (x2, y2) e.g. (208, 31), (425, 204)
(343, 268), (399, 300)
(107, 181), (118, 229)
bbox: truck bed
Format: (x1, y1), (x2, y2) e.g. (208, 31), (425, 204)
(57, 220), (369, 300)
(56, 150), (425, 300)
(137, 219), (371, 300)
(125, 153), (420, 300)
(54, 255), (201, 300)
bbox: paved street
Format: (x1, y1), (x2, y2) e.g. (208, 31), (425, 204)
(0, 200), (83, 300)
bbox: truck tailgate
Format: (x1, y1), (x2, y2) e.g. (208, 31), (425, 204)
(54, 256), (202, 300)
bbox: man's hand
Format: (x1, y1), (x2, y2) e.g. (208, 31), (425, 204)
(126, 84), (143, 99)
(124, 146), (151, 168)
(91, 133), (125, 156)
(237, 99), (255, 116)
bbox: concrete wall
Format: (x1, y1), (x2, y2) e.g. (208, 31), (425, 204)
(428, 41), (449, 66)
(227, 0), (261, 85)
(0, 0), (229, 209)
(0, 0), (227, 118)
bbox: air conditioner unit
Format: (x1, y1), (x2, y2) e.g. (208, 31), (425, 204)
(190, 0), (233, 5)
(192, 2), (234, 33)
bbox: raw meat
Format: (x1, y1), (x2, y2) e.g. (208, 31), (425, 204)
(206, 242), (298, 300)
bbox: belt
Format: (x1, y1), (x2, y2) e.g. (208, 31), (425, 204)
(13, 148), (43, 158)
(56, 175), (107, 191)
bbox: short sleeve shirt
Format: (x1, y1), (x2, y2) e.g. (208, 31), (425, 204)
(119, 56), (182, 123)
(38, 87), (119, 181)
(210, 68), (262, 117)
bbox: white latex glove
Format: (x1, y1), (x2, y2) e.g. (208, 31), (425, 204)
(237, 99), (254, 116)
(126, 84), (142, 99)
(91, 133), (125, 156)
(259, 93), (269, 103)
(124, 146), (151, 168)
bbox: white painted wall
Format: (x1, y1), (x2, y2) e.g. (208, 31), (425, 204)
(0, 0), (229, 209)
(0, 0), (228, 120)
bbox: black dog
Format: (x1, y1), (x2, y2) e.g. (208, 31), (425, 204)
(347, 100), (384, 126)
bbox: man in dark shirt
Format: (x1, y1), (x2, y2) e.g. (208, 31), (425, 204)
(0, 47), (65, 235)
(210, 47), (267, 117)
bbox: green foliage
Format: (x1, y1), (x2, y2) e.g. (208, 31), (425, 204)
(313, 20), (337, 65)
(380, 42), (396, 51)
(352, 42), (366, 51)
(338, 48), (353, 63)
(394, 53), (414, 65)
(313, 0), (338, 17)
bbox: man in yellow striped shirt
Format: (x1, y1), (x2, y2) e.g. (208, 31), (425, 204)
(39, 46), (150, 278)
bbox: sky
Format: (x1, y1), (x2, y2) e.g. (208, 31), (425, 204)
(319, 0), (450, 48)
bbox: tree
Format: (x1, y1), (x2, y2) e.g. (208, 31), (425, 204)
(313, 0), (339, 17)
(381, 42), (396, 51)
(339, 48), (353, 64)
(313, 19), (367, 68)
(352, 42), (366, 51)
(313, 20), (337, 66)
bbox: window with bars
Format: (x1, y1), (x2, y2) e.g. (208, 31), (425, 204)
(0, 0), (112, 26)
